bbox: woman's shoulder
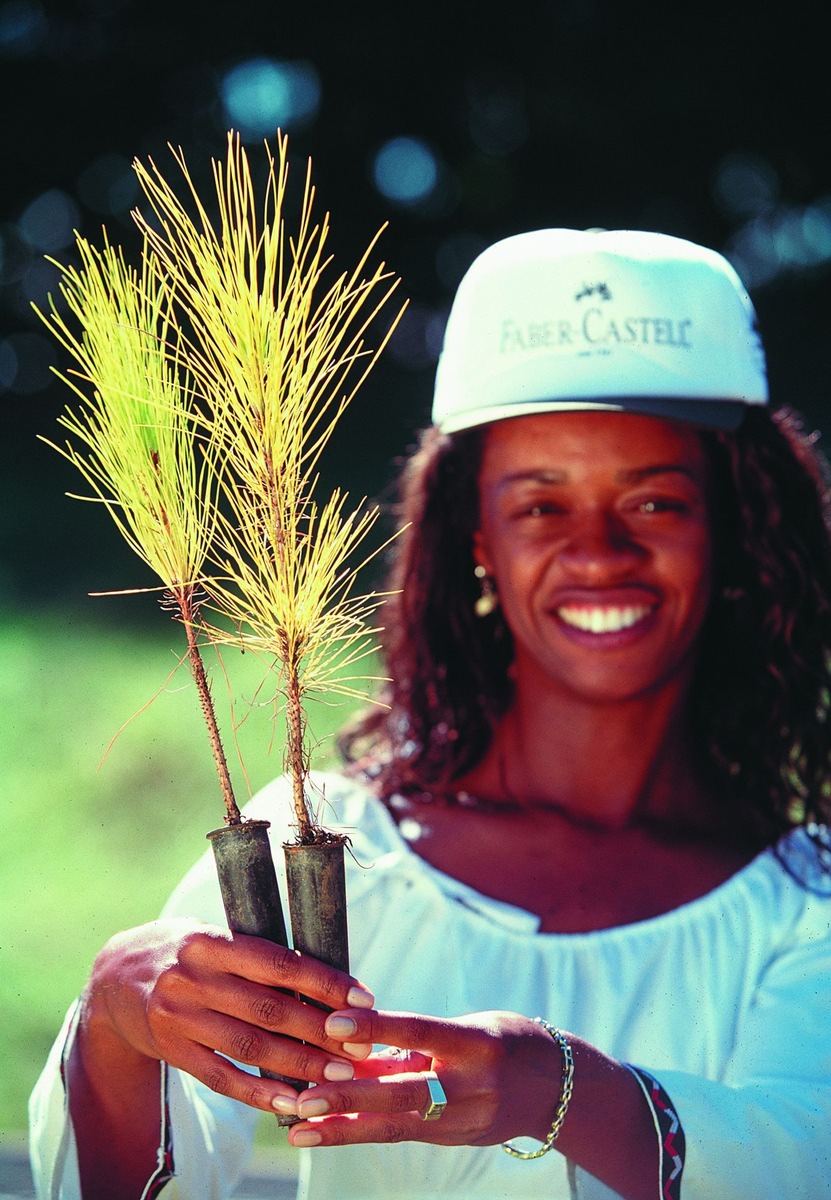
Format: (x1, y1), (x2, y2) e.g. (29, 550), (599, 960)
(714, 824), (831, 967)
(771, 823), (831, 901)
(677, 824), (831, 931)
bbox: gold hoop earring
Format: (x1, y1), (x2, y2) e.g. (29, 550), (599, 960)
(474, 564), (498, 618)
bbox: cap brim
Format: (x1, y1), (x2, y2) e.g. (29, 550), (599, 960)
(437, 395), (751, 435)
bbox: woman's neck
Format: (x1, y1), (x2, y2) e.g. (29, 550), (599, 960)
(456, 679), (721, 836)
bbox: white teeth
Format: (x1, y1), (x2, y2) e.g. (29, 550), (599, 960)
(557, 605), (652, 633)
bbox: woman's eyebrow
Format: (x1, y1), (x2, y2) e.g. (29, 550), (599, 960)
(615, 464), (700, 484)
(497, 470), (568, 488)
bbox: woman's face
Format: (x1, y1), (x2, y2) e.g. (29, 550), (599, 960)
(474, 411), (714, 706)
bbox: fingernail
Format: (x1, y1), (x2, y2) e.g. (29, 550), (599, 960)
(326, 1015), (357, 1038)
(298, 1096), (330, 1118)
(272, 1095), (298, 1116)
(323, 1060), (354, 1081)
(343, 1041), (372, 1059)
(347, 985), (375, 1009)
(293, 1129), (322, 1147)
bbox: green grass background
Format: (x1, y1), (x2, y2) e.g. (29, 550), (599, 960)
(0, 606), (360, 1137)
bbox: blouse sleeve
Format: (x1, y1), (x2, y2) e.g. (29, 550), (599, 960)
(29, 1000), (85, 1200)
(28, 997), (260, 1200)
(27, 834), (266, 1199)
(645, 892), (831, 1199)
(28, 1000), (179, 1200)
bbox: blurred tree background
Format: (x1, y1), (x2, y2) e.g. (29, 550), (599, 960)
(4, 0), (831, 606)
(1, 0), (830, 1138)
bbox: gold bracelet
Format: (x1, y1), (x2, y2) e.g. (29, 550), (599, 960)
(502, 1019), (575, 1159)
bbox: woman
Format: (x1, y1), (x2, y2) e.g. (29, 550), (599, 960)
(30, 229), (831, 1200)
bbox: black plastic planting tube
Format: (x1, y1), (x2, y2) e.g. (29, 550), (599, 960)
(283, 837), (350, 1093)
(283, 837), (350, 974)
(206, 819), (304, 1124)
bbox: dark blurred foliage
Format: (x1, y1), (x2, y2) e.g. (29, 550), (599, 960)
(2, 0), (830, 613)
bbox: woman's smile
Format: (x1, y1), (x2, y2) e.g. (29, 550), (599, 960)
(555, 600), (657, 636)
(557, 604), (658, 633)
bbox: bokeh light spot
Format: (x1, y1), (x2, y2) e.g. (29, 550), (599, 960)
(0, 0), (47, 56)
(77, 153), (139, 216)
(713, 151), (779, 219)
(387, 303), (446, 369)
(220, 57), (321, 139)
(18, 189), (80, 253)
(466, 79), (529, 156)
(18, 257), (64, 315)
(372, 137), (439, 206)
(0, 332), (53, 394)
(802, 202), (831, 257)
(435, 232), (487, 290)
(726, 197), (831, 289)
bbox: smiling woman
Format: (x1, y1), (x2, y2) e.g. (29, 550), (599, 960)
(30, 230), (831, 1200)
(472, 412), (714, 716)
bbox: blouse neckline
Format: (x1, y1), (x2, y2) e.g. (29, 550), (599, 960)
(364, 785), (793, 939)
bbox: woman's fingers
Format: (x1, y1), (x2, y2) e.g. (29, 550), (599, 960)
(354, 1048), (433, 1078)
(175, 926), (375, 1012)
(290, 1112), (434, 1148)
(139, 930), (378, 1089)
(165, 1037), (302, 1114)
(172, 1007), (357, 1085)
(288, 1009), (551, 1147)
(323, 1007), (490, 1060)
(295, 1072), (441, 1120)
(194, 974), (368, 1058)
(96, 921), (378, 1112)
(285, 1072), (464, 1147)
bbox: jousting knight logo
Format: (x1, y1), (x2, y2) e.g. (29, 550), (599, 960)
(499, 280), (693, 355)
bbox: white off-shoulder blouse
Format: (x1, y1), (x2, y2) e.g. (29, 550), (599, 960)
(29, 772), (831, 1199)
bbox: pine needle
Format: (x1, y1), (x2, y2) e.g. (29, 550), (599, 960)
(35, 235), (215, 592)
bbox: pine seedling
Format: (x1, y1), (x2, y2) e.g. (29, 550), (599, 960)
(130, 132), (406, 841)
(34, 235), (243, 824)
(36, 133), (404, 842)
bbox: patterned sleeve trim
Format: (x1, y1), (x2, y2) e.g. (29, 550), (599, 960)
(624, 1064), (685, 1200)
(59, 1004), (175, 1198)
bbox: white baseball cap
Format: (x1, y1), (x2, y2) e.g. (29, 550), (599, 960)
(432, 228), (768, 433)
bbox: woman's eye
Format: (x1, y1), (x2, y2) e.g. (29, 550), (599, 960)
(526, 503), (565, 517)
(634, 498), (686, 515)
(504, 501), (567, 523)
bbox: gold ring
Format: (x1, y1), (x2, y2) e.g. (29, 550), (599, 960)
(421, 1071), (447, 1121)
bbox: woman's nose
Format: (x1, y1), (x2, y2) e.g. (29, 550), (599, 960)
(557, 511), (645, 579)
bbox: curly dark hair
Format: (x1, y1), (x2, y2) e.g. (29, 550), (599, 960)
(340, 406), (831, 845)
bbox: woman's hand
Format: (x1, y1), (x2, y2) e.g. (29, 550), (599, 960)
(283, 1006), (660, 1200)
(79, 918), (375, 1113)
(68, 918), (374, 1199)
(282, 1008), (562, 1147)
